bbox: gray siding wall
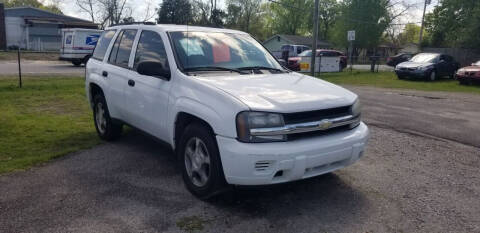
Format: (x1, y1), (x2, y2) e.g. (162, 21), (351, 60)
(5, 17), (61, 50)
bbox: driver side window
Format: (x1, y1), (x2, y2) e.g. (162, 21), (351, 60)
(134, 30), (170, 73)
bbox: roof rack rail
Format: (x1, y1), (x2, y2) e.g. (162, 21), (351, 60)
(110, 22), (156, 27)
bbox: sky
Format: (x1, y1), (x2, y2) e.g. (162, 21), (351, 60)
(52, 0), (439, 28)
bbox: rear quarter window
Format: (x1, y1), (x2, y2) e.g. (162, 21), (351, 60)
(92, 30), (116, 61)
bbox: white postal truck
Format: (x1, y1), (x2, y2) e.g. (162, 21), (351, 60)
(60, 28), (102, 66)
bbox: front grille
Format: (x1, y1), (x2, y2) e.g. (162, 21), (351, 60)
(283, 106), (354, 141)
(287, 124), (352, 141)
(283, 105), (351, 124)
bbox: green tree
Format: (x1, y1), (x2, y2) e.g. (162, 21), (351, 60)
(316, 0), (339, 40)
(424, 0), (480, 48)
(397, 23), (421, 44)
(156, 0), (191, 25)
(269, 0), (312, 35)
(330, 0), (390, 49)
(5, 0), (63, 14)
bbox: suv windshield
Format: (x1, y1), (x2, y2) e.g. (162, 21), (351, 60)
(410, 53), (438, 63)
(169, 31), (283, 72)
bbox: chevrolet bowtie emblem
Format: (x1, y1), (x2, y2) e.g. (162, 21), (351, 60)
(317, 120), (333, 130)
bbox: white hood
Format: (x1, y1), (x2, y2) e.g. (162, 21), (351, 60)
(195, 72), (357, 113)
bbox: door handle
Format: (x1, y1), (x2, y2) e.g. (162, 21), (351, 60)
(102, 71), (108, 77)
(128, 79), (135, 87)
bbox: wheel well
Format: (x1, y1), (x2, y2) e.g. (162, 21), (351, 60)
(174, 112), (215, 149)
(89, 83), (103, 104)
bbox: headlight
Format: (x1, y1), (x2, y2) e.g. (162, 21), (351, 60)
(350, 99), (361, 128)
(457, 70), (465, 75)
(236, 111), (286, 143)
(350, 99), (361, 117)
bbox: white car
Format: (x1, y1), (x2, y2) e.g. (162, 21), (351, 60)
(85, 23), (369, 198)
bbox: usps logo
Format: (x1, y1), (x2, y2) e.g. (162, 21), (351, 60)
(86, 35), (100, 46)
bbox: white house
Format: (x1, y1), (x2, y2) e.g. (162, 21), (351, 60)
(262, 34), (332, 53)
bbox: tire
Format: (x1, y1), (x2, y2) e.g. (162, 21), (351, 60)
(428, 70), (436, 81)
(72, 60), (82, 66)
(397, 75), (405, 80)
(93, 94), (123, 141)
(178, 123), (227, 199)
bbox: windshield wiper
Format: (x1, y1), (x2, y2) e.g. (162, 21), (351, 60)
(184, 66), (248, 74)
(237, 66), (287, 73)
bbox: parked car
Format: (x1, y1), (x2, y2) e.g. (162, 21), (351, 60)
(281, 44), (310, 58)
(395, 53), (459, 81)
(85, 23), (369, 198)
(288, 49), (347, 71)
(456, 60), (480, 85)
(271, 44), (310, 59)
(386, 53), (413, 67)
(60, 28), (103, 66)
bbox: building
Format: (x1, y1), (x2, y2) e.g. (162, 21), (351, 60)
(400, 42), (420, 54)
(1, 5), (97, 51)
(262, 34), (332, 53)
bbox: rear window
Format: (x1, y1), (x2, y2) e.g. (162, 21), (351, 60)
(92, 30), (116, 61)
(108, 29), (137, 68)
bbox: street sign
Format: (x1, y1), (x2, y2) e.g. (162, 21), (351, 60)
(348, 30), (355, 41)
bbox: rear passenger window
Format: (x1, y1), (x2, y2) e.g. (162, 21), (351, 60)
(108, 29), (137, 68)
(133, 31), (170, 72)
(92, 30), (116, 61)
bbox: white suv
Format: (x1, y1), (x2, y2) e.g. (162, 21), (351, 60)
(85, 23), (369, 198)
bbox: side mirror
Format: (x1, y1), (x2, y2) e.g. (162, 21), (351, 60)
(137, 61), (171, 80)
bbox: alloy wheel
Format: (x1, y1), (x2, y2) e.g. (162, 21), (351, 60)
(184, 137), (211, 187)
(95, 102), (107, 134)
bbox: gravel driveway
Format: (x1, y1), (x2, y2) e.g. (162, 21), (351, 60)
(1, 87), (479, 233)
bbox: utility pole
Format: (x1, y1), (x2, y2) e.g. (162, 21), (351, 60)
(418, 0), (430, 50)
(310, 0), (319, 77)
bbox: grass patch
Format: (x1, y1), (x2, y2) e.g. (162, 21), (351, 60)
(318, 70), (480, 94)
(176, 216), (208, 232)
(0, 51), (59, 61)
(0, 76), (100, 174)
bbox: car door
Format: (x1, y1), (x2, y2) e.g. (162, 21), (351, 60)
(444, 55), (457, 75)
(437, 54), (449, 76)
(102, 29), (138, 121)
(124, 30), (173, 141)
(88, 29), (125, 118)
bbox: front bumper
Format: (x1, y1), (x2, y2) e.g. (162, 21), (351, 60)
(216, 122), (369, 185)
(456, 74), (480, 83)
(395, 69), (428, 78)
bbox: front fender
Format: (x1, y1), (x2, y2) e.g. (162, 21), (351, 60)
(169, 97), (227, 145)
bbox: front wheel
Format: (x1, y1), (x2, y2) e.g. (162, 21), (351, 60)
(178, 123), (226, 199)
(93, 94), (123, 141)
